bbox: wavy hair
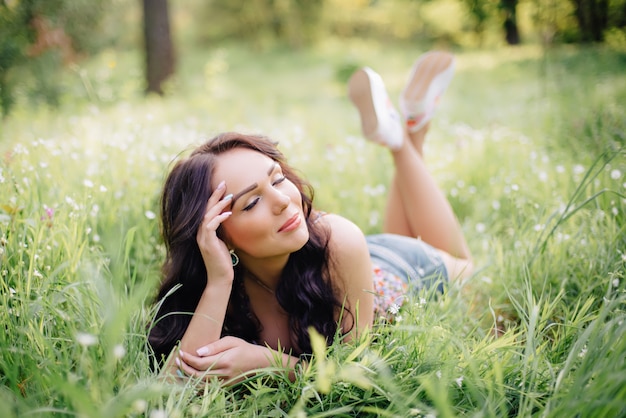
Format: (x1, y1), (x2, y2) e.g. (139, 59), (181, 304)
(148, 132), (348, 364)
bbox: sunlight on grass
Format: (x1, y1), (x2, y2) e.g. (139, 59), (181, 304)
(0, 42), (624, 416)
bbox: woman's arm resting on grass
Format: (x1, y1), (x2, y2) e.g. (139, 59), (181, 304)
(177, 336), (302, 384)
(174, 184), (236, 362)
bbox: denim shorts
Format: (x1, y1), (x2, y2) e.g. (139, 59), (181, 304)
(366, 233), (448, 294)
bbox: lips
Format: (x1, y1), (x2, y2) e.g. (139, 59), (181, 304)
(278, 213), (301, 233)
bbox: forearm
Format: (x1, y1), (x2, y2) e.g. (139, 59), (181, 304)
(179, 280), (232, 353)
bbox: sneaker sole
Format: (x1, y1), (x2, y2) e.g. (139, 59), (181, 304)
(348, 68), (378, 140)
(401, 51), (455, 131)
(402, 51), (455, 105)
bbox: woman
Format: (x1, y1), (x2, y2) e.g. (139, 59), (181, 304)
(148, 51), (473, 383)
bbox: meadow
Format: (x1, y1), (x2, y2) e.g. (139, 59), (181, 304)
(0, 40), (625, 417)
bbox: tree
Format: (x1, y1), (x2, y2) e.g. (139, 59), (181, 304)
(571, 0), (609, 41)
(500, 0), (521, 44)
(143, 0), (175, 95)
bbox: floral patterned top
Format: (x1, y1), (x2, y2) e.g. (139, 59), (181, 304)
(371, 264), (408, 318)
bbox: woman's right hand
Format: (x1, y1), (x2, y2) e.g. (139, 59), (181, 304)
(196, 180), (235, 285)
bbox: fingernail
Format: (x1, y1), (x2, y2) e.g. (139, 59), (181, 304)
(175, 357), (181, 367)
(222, 193), (233, 202)
(176, 369), (184, 378)
(216, 180), (226, 190)
(222, 211), (232, 217)
(197, 346), (209, 356)
(178, 350), (184, 358)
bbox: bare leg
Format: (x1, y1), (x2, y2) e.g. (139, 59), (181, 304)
(383, 123), (471, 261)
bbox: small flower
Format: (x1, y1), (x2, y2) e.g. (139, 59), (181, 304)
(610, 169), (622, 180)
(76, 332), (98, 347)
(455, 376), (464, 387)
(492, 200), (501, 210)
(574, 164), (585, 175)
(132, 400), (147, 414)
(436, 370), (442, 379)
(83, 179), (94, 188)
(113, 344), (126, 359)
(388, 303), (400, 315)
(475, 223), (486, 233)
(578, 346), (587, 358)
(150, 409), (167, 418)
(145, 210), (157, 220)
(612, 278), (620, 288)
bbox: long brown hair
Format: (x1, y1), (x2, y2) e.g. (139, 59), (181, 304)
(148, 132), (348, 364)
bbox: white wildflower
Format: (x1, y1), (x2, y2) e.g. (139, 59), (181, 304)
(388, 304), (400, 315)
(132, 399), (147, 414)
(145, 210), (157, 220)
(150, 409), (167, 418)
(610, 169), (622, 180)
(455, 376), (464, 387)
(573, 164), (585, 175)
(436, 370), (442, 379)
(492, 200), (500, 210)
(75, 332), (98, 347)
(612, 278), (620, 288)
(113, 344), (126, 359)
(578, 346), (587, 358)
(83, 179), (94, 188)
(99, 185), (108, 192)
(475, 223), (486, 233)
(556, 165), (565, 173)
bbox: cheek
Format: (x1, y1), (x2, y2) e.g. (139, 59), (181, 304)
(222, 215), (268, 249)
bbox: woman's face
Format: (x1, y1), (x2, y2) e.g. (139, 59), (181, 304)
(213, 148), (309, 263)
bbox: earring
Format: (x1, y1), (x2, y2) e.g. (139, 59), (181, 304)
(229, 249), (239, 266)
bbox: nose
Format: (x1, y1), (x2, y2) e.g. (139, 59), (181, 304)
(271, 189), (290, 214)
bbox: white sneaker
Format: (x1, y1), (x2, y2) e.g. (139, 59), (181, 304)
(400, 51), (455, 133)
(348, 67), (403, 150)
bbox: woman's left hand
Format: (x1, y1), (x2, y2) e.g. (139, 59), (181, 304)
(176, 336), (270, 384)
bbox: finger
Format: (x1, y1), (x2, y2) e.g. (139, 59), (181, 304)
(196, 336), (238, 357)
(199, 210), (232, 233)
(178, 355), (226, 379)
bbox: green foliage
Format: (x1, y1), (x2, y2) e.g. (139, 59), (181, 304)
(193, 0), (325, 48)
(1, 42), (625, 416)
(0, 0), (107, 116)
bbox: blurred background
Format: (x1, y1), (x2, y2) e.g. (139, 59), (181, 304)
(1, 0), (625, 116)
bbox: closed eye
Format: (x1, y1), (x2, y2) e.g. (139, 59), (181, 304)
(272, 176), (286, 186)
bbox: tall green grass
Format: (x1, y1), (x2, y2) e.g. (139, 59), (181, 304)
(1, 42), (624, 416)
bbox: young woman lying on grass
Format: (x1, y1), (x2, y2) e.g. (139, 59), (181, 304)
(148, 51), (474, 384)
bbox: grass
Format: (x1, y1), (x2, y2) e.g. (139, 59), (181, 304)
(1, 40), (625, 417)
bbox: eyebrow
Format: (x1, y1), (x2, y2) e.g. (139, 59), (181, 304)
(230, 163), (279, 207)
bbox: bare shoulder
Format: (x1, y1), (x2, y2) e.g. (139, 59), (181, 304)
(318, 214), (371, 280)
(319, 213), (367, 252)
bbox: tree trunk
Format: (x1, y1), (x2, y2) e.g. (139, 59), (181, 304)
(573, 0), (609, 42)
(143, 0), (175, 94)
(501, 0), (521, 45)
